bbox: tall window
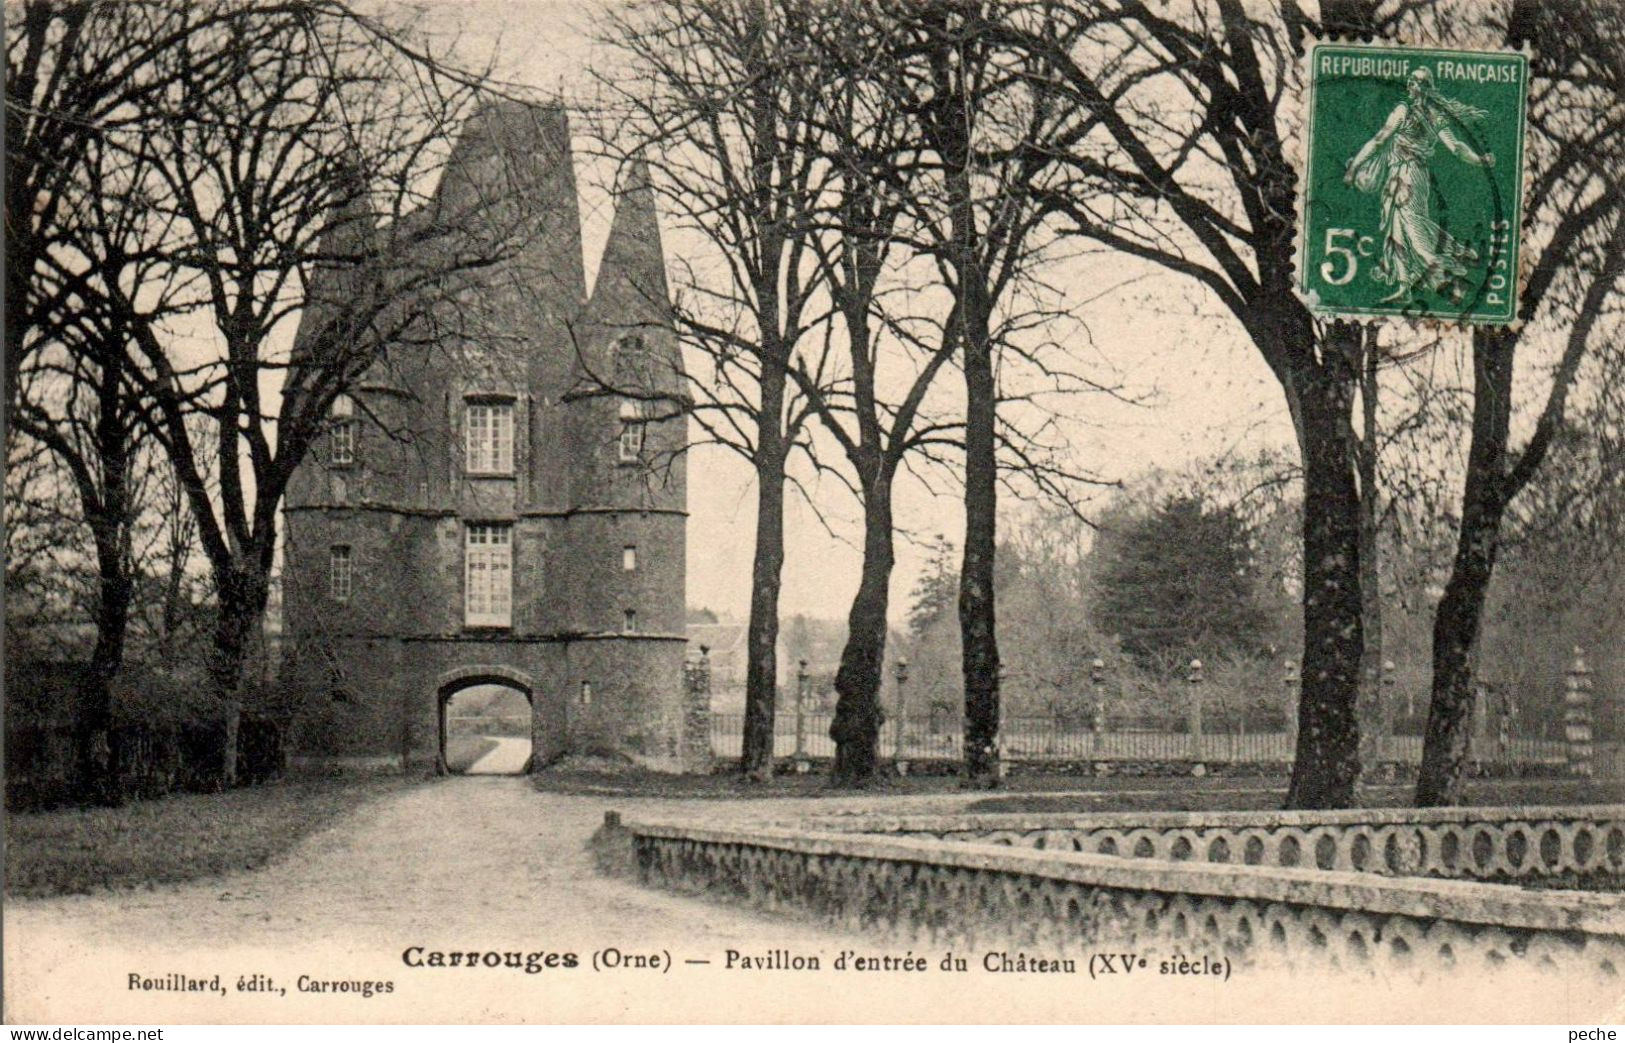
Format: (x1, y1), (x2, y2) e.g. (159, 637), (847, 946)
(330, 394), (356, 466)
(622, 545), (638, 571)
(329, 546), (352, 601)
(618, 399), (645, 462)
(465, 401), (514, 474)
(623, 608), (638, 633)
(465, 523), (512, 627)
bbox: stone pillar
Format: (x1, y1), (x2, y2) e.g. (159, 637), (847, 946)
(1358, 661), (1383, 780)
(1565, 647), (1594, 778)
(681, 645), (712, 773)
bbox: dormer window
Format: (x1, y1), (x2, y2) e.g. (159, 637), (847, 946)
(330, 394), (356, 466)
(465, 400), (514, 475)
(618, 400), (645, 462)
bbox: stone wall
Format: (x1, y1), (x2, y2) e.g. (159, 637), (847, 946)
(788, 805), (1625, 883)
(620, 810), (1625, 980)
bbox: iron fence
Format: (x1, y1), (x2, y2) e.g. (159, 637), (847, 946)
(707, 711), (1609, 771)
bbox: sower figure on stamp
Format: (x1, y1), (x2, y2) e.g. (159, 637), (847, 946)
(1344, 67), (1496, 305)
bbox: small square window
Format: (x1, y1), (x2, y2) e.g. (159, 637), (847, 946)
(622, 545), (637, 571)
(329, 546), (352, 601)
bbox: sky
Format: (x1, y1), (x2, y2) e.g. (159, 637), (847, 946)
(421, 0), (1300, 623)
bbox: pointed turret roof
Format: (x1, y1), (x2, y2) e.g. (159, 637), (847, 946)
(568, 159), (683, 401)
(587, 158), (670, 319)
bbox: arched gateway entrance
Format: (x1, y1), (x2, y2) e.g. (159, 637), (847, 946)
(436, 666), (536, 776)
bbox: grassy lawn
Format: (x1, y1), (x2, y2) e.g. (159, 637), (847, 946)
(443, 736), (500, 773)
(6, 775), (421, 899)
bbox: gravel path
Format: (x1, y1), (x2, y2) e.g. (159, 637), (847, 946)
(4, 778), (871, 1023)
(465, 737), (533, 775)
(6, 776), (1618, 1024)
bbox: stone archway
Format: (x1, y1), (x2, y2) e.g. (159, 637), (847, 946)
(436, 665), (536, 776)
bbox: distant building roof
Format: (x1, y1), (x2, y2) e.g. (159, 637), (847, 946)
(686, 623), (746, 657)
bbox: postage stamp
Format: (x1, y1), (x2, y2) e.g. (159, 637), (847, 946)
(1298, 42), (1529, 324)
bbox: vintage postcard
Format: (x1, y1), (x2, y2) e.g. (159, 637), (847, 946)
(4, 0), (1621, 1027)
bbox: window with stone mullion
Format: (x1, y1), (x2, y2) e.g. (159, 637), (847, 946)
(464, 523), (512, 627)
(465, 402), (514, 474)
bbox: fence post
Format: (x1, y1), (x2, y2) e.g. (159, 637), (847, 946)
(1565, 646), (1594, 778)
(1283, 659), (1299, 758)
(1187, 658), (1204, 761)
(794, 659), (808, 762)
(1090, 657), (1107, 757)
(1471, 679), (1493, 769)
(1381, 659), (1396, 766)
(894, 658), (909, 768)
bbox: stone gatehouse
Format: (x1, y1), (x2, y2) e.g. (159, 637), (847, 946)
(279, 102), (703, 773)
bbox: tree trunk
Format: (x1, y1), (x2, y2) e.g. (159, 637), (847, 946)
(1284, 337), (1364, 809)
(960, 319), (1000, 784)
(740, 389), (788, 780)
(210, 598), (250, 789)
(71, 360), (139, 806)
(209, 563), (272, 789)
(76, 541), (133, 807)
(830, 474), (895, 786)
(1416, 330), (1514, 806)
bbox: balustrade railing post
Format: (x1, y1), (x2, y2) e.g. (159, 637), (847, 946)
(1565, 647), (1594, 778)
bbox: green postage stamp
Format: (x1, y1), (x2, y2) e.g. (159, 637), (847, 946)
(1298, 43), (1529, 324)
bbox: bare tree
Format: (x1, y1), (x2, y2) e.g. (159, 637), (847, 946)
(7, 2), (253, 802)
(38, 2), (517, 786)
(733, 3), (965, 785)
(11, 307), (151, 804)
(1416, 0), (1625, 802)
(3, 1), (293, 434)
(856, 1), (1102, 784)
(982, 0), (1410, 806)
(591, 0), (835, 779)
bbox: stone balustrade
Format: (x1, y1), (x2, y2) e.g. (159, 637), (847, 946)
(621, 809), (1625, 981)
(783, 805), (1625, 884)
